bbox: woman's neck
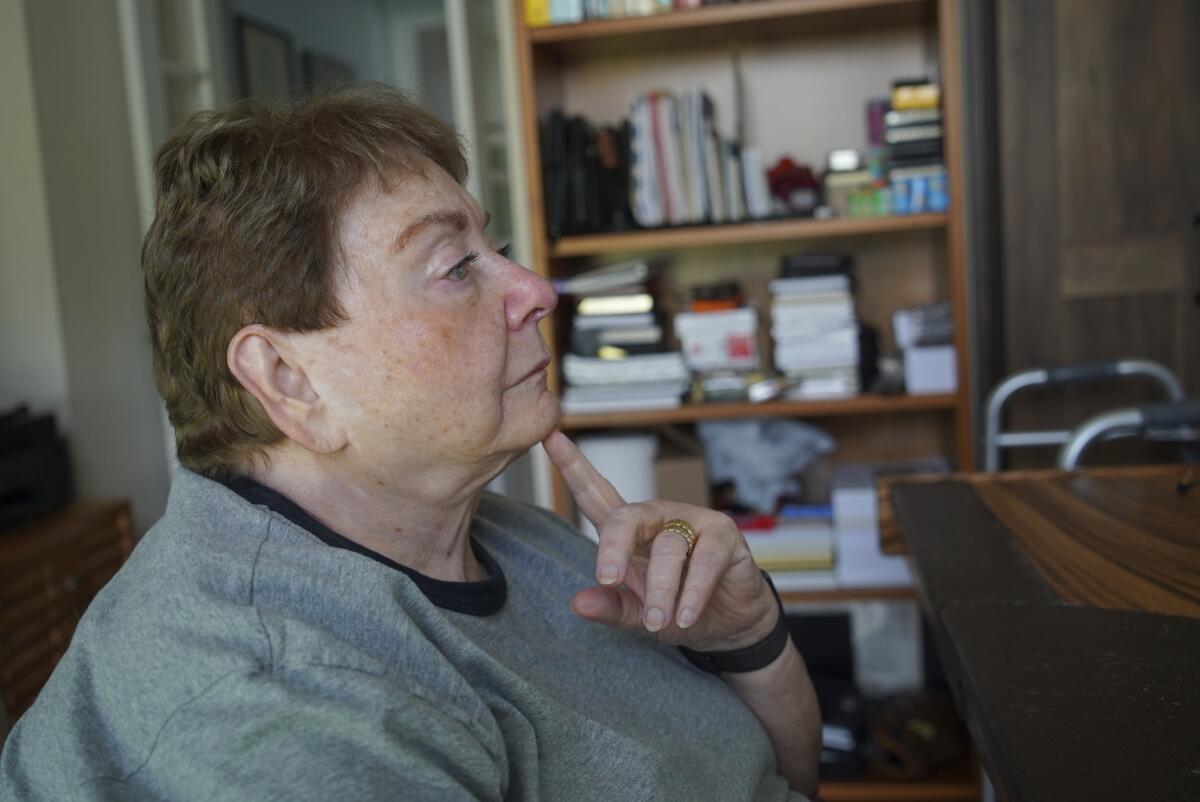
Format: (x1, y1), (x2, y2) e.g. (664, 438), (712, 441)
(248, 449), (489, 582)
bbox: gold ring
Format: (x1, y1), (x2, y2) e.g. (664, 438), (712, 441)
(661, 519), (697, 557)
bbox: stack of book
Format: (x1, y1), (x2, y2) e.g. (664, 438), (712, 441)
(528, 0), (729, 28)
(629, 89), (770, 229)
(770, 254), (861, 400)
(831, 467), (910, 588)
(831, 458), (948, 588)
(741, 508), (836, 592)
(562, 266), (688, 413)
(886, 79), (948, 215)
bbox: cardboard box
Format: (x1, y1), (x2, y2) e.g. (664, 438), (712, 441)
(654, 430), (710, 508)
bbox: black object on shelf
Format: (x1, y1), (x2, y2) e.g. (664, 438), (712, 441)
(0, 406), (73, 532)
(541, 111), (634, 240)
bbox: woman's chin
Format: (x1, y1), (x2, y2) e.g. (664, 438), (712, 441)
(497, 386), (561, 454)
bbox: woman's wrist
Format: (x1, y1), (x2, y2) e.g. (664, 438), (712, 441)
(679, 571), (789, 673)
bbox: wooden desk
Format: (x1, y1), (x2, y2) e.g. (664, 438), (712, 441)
(886, 465), (1200, 802)
(0, 502), (133, 732)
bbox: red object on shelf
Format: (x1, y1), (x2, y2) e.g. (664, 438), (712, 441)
(733, 514), (777, 531)
(767, 157), (820, 215)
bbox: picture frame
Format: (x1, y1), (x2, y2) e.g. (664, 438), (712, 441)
(234, 16), (296, 100)
(301, 50), (355, 92)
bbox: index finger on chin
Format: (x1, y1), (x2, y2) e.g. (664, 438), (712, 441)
(541, 431), (626, 528)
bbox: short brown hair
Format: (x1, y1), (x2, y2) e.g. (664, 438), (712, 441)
(143, 83), (466, 477)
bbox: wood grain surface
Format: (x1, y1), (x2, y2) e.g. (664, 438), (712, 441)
(881, 464), (1199, 614)
(971, 468), (1200, 616)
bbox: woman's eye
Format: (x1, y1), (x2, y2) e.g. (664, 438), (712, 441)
(447, 251), (479, 281)
(497, 242), (513, 259)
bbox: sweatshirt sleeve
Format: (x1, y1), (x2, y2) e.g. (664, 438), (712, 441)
(63, 664), (506, 802)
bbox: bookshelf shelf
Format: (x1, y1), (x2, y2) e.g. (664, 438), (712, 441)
(550, 213), (947, 258)
(529, 0), (935, 58)
(560, 393), (955, 430)
(780, 585), (915, 604)
(819, 755), (978, 802)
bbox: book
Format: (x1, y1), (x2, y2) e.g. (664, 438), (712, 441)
(770, 289), (852, 305)
(744, 517), (835, 572)
(561, 381), (688, 413)
(651, 93), (689, 225)
(526, 0), (552, 27)
(553, 259), (652, 295)
(702, 95), (726, 222)
(773, 326), (858, 347)
(769, 275), (852, 296)
(780, 252), (852, 277)
(742, 146), (772, 219)
(721, 140), (746, 222)
(885, 124), (944, 145)
(572, 312), (656, 331)
(563, 352), (689, 384)
(550, 0), (585, 25)
(774, 342), (858, 365)
(680, 91), (704, 223)
(766, 569), (838, 592)
(576, 292), (654, 316)
(885, 107), (942, 127)
(890, 79), (940, 110)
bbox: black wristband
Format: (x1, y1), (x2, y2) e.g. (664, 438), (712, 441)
(679, 571), (789, 675)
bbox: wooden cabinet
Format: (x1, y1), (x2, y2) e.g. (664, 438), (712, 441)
(0, 503), (133, 730)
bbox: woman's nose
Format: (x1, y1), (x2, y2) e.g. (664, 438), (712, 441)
(504, 259), (558, 331)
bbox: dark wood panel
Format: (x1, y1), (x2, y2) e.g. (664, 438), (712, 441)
(996, 0), (1200, 468)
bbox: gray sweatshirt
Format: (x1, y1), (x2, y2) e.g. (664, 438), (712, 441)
(1, 468), (806, 801)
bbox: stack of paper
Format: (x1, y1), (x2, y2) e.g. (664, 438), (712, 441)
(561, 353), (688, 413)
(831, 466), (911, 587)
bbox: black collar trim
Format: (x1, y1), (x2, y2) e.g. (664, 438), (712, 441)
(220, 475), (506, 616)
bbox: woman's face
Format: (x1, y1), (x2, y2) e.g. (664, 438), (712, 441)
(298, 161), (559, 491)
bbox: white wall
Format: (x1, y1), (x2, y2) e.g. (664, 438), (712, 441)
(22, 0), (170, 533)
(0, 0), (71, 427)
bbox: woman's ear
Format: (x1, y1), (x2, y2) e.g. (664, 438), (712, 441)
(227, 324), (347, 454)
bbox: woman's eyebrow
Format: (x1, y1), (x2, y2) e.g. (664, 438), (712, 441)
(392, 210), (469, 254)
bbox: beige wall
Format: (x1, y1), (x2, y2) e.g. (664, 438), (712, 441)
(18, 0), (170, 532)
(0, 0), (70, 426)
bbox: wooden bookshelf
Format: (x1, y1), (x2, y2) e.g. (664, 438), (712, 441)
(561, 393), (955, 430)
(529, 0), (935, 58)
(551, 213), (947, 257)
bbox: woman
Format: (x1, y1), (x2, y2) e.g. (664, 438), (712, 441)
(0, 84), (819, 801)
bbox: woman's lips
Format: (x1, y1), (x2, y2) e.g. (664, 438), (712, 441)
(511, 358), (550, 388)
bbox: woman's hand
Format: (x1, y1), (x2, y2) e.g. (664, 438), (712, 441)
(542, 431), (778, 652)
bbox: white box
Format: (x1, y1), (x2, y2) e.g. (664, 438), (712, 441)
(674, 308), (760, 370)
(903, 345), (957, 394)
